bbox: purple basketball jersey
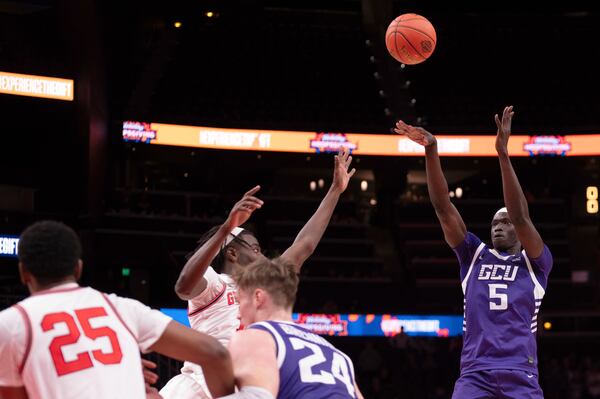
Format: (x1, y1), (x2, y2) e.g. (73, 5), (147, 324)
(454, 232), (553, 375)
(248, 320), (358, 399)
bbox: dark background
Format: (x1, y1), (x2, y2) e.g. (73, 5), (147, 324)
(1, 1), (599, 397)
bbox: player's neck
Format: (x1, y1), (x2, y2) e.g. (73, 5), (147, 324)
(259, 307), (293, 323)
(29, 276), (78, 294)
(494, 245), (520, 255)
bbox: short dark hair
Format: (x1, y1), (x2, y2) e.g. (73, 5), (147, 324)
(18, 221), (82, 285)
(187, 225), (256, 273)
(233, 257), (299, 309)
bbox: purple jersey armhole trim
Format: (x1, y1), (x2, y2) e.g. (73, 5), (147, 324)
(248, 322), (285, 368)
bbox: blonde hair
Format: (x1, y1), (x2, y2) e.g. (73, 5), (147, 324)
(233, 257), (299, 309)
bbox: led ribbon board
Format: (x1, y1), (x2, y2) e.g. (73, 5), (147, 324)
(0, 71), (74, 101)
(0, 235), (19, 258)
(160, 309), (463, 337)
(123, 121), (600, 157)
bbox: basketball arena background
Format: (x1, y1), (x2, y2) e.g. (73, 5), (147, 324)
(1, 1), (599, 398)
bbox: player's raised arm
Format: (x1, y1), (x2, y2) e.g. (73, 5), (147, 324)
(280, 147), (355, 272)
(175, 186), (263, 300)
(149, 321), (235, 398)
(221, 329), (279, 399)
(494, 106), (544, 258)
(394, 121), (467, 247)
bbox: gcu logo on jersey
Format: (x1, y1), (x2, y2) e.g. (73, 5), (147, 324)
(477, 264), (519, 281)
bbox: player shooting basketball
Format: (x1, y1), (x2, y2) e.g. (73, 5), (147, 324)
(160, 147), (356, 399)
(394, 106), (553, 398)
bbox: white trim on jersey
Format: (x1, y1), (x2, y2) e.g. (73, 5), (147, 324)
(522, 249), (545, 333)
(461, 242), (486, 294)
(338, 347), (357, 382)
(489, 249), (511, 261)
(250, 322), (286, 369)
(522, 250), (545, 300)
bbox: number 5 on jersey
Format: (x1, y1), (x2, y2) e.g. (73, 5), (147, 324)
(41, 307), (123, 376)
(489, 284), (508, 310)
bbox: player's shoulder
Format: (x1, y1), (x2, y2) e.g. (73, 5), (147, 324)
(101, 290), (147, 311)
(465, 231), (485, 246)
(231, 328), (277, 363)
(246, 320), (288, 339)
(0, 306), (24, 336)
(188, 267), (230, 311)
(231, 325), (275, 351)
(453, 231), (485, 251)
(0, 305), (20, 323)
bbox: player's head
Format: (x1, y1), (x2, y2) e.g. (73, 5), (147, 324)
(233, 257), (298, 326)
(191, 225), (263, 274)
(491, 207), (520, 252)
(18, 220), (83, 291)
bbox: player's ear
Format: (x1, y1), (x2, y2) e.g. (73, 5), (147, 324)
(225, 246), (238, 263)
(74, 259), (83, 281)
(254, 288), (266, 307)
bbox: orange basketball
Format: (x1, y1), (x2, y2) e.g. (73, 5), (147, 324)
(385, 13), (437, 65)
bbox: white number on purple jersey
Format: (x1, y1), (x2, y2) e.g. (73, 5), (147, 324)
(290, 337), (356, 397)
(489, 283), (508, 310)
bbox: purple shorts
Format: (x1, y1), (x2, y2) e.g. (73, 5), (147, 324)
(452, 369), (544, 399)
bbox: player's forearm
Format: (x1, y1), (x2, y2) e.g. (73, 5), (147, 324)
(203, 358), (236, 397)
(151, 322), (235, 396)
(498, 152), (530, 224)
(285, 186), (341, 269)
(175, 223), (230, 298)
(425, 143), (453, 213)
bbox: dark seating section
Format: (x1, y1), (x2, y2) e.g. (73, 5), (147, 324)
(145, 9), (387, 132)
(401, 12), (600, 132)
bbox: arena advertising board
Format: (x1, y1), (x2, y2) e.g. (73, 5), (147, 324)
(123, 121), (600, 157)
(0, 71), (74, 101)
(0, 235), (19, 258)
(160, 309), (464, 337)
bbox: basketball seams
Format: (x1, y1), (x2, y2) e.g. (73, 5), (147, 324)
(396, 24), (437, 45)
(397, 31), (427, 61)
(397, 17), (428, 23)
(386, 13), (435, 64)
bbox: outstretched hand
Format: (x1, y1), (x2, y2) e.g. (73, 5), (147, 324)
(224, 185), (264, 230)
(495, 105), (514, 155)
(331, 146), (356, 193)
(394, 120), (436, 147)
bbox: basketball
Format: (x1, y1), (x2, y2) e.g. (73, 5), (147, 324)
(385, 13), (436, 65)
